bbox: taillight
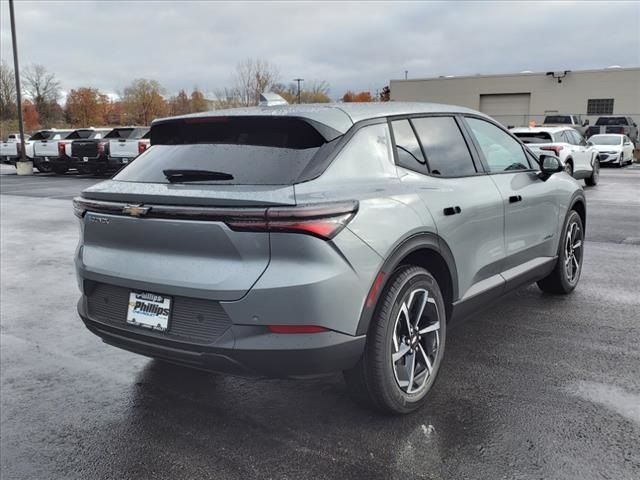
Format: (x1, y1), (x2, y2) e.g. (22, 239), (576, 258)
(97, 142), (107, 154)
(58, 142), (67, 156)
(540, 146), (563, 157)
(71, 198), (358, 240)
(138, 141), (148, 154)
(226, 201), (359, 240)
(16, 142), (22, 154)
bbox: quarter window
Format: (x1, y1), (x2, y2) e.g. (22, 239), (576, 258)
(391, 120), (425, 172)
(465, 117), (531, 172)
(411, 116), (477, 177)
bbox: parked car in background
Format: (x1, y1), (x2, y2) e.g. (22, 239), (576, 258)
(104, 126), (150, 170)
(587, 134), (635, 167)
(586, 116), (639, 146)
(52, 128), (112, 175)
(74, 102), (587, 414)
(1, 133), (32, 164)
(510, 126), (599, 185)
(31, 129), (75, 173)
(542, 114), (589, 135)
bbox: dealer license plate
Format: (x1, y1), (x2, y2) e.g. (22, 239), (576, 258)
(126, 291), (171, 332)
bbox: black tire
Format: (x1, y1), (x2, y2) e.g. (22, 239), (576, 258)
(344, 265), (446, 414)
(52, 165), (68, 175)
(35, 162), (52, 173)
(537, 210), (584, 294)
(77, 165), (92, 175)
(563, 160), (574, 177)
(584, 158), (599, 186)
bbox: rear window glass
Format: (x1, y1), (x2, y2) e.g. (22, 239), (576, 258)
(114, 117), (331, 185)
(104, 128), (134, 139)
(66, 129), (94, 139)
(596, 117), (628, 126)
(30, 131), (57, 140)
(512, 132), (553, 143)
(589, 135), (622, 145)
(544, 116), (572, 124)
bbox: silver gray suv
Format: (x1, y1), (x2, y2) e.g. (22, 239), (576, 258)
(74, 103), (586, 414)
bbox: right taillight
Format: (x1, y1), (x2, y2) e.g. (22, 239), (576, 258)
(138, 141), (148, 154)
(227, 201), (359, 240)
(58, 142), (67, 156)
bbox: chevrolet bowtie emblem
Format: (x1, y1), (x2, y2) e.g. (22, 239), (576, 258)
(122, 204), (151, 217)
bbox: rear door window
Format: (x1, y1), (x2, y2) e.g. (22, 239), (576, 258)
(411, 116), (477, 177)
(465, 117), (531, 172)
(114, 117), (332, 185)
(391, 120), (426, 172)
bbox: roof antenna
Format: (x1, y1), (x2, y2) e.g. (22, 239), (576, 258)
(259, 92), (289, 107)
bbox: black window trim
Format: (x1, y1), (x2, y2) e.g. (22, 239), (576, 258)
(459, 114), (539, 175)
(387, 113), (487, 179)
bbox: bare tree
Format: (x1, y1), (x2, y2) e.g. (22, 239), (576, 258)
(22, 64), (62, 125)
(0, 62), (17, 120)
(233, 58), (280, 107)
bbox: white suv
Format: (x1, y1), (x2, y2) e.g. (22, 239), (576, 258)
(510, 126), (599, 186)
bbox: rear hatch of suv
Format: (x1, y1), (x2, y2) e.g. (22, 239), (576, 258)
(76, 116), (342, 305)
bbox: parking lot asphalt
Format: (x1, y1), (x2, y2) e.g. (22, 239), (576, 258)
(1, 164), (639, 480)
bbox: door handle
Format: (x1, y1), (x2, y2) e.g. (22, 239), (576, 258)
(509, 195), (523, 203)
(443, 206), (462, 216)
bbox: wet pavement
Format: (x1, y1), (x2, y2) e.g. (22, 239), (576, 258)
(1, 164), (639, 479)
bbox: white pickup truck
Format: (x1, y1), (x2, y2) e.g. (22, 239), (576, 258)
(1, 133), (32, 164)
(31, 129), (75, 172)
(105, 126), (150, 170)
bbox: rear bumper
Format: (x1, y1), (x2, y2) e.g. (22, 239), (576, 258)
(78, 298), (365, 377)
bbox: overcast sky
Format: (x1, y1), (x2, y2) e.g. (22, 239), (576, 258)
(1, 0), (639, 100)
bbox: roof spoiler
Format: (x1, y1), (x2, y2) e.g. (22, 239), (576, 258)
(259, 92), (288, 107)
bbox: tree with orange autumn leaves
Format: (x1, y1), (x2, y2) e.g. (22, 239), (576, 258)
(65, 87), (110, 127)
(341, 91), (373, 102)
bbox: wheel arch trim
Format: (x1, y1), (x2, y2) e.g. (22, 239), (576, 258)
(355, 232), (458, 336)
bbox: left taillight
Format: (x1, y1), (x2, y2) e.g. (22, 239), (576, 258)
(138, 141), (149, 154)
(58, 142), (67, 156)
(97, 142), (107, 154)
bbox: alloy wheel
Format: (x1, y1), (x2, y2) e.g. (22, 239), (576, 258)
(391, 288), (442, 395)
(564, 221), (583, 284)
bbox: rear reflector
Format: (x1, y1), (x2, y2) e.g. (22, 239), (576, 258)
(366, 272), (386, 307)
(268, 325), (328, 334)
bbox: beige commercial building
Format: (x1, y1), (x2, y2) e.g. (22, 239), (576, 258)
(390, 67), (640, 128)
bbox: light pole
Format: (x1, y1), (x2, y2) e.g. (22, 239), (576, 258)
(8, 0), (32, 175)
(404, 70), (408, 80)
(293, 78), (304, 104)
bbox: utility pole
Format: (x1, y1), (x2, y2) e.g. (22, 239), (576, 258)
(293, 78), (304, 104)
(404, 70), (408, 80)
(9, 0), (32, 175)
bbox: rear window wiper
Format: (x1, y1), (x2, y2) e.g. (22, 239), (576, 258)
(163, 169), (234, 183)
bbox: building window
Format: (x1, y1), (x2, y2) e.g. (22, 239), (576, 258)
(587, 98), (614, 115)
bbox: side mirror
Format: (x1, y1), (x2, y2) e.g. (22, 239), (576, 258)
(582, 120), (589, 126)
(538, 154), (563, 179)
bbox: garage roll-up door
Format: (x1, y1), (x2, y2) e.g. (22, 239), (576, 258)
(479, 93), (531, 128)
